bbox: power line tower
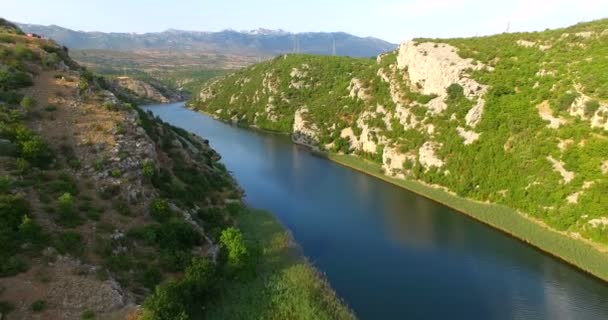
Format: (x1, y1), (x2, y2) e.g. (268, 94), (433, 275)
(332, 38), (336, 56)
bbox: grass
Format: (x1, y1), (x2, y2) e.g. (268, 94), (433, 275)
(328, 153), (608, 282)
(207, 208), (355, 320)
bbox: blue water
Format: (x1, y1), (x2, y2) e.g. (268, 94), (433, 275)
(144, 102), (608, 320)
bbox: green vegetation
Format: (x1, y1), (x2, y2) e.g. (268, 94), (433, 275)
(206, 208), (354, 320)
(30, 300), (47, 312)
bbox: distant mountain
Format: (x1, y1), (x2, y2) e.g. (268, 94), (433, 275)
(17, 23), (397, 58)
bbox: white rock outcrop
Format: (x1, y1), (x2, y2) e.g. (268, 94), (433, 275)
(396, 41), (489, 123)
(516, 39), (536, 48)
(348, 78), (371, 101)
(589, 217), (608, 228)
(547, 156), (575, 184)
(292, 107), (318, 147)
(537, 101), (566, 129)
(382, 146), (415, 178)
(456, 127), (480, 145)
(465, 98), (485, 127)
(419, 141), (444, 169)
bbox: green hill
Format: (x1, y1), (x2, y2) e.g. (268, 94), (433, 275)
(192, 19), (608, 279)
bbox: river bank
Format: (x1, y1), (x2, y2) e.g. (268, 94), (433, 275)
(209, 207), (355, 319)
(326, 153), (608, 283)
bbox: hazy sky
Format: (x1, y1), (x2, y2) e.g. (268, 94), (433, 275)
(2, 0), (607, 43)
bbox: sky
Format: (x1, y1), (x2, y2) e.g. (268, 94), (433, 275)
(2, 0), (608, 43)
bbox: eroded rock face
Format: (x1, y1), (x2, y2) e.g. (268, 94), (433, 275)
(382, 146), (415, 178)
(396, 41), (488, 124)
(292, 107), (318, 147)
(396, 41), (487, 97)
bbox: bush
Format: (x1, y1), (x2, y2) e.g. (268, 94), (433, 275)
(585, 99), (601, 117)
(142, 258), (217, 320)
(14, 44), (36, 60)
(31, 300), (47, 312)
(446, 83), (464, 101)
(45, 104), (58, 112)
(219, 227), (248, 272)
(142, 160), (156, 178)
(557, 93), (579, 111)
(150, 198), (171, 222)
(81, 310), (95, 320)
(55, 231), (83, 256)
(110, 168), (121, 178)
(20, 96), (36, 109)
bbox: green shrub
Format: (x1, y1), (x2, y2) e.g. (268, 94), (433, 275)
(219, 227), (248, 272)
(446, 83), (464, 101)
(150, 198), (171, 222)
(44, 104), (58, 112)
(42, 53), (60, 68)
(81, 310), (95, 320)
(31, 300), (47, 312)
(142, 160), (156, 178)
(110, 168), (121, 178)
(557, 93), (579, 111)
(55, 231), (83, 256)
(14, 44), (36, 60)
(0, 175), (10, 193)
(20, 96), (36, 109)
(142, 258), (217, 320)
(585, 99), (601, 117)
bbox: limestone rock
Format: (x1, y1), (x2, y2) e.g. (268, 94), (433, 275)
(456, 127), (480, 145)
(547, 156), (575, 184)
(292, 107), (318, 147)
(419, 141), (444, 169)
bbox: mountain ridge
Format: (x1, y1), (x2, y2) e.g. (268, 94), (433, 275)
(17, 22), (397, 58)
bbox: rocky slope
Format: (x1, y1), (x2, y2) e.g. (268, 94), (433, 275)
(192, 19), (608, 257)
(0, 19), (240, 319)
(108, 76), (185, 104)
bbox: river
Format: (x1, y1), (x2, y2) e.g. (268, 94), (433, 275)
(143, 102), (608, 320)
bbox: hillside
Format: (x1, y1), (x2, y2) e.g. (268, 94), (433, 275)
(0, 19), (352, 319)
(192, 19), (608, 279)
(106, 75), (186, 104)
(18, 23), (397, 58)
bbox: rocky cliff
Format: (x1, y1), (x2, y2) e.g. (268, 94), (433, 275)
(192, 19), (608, 253)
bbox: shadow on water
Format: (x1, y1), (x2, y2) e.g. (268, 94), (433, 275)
(144, 102), (608, 320)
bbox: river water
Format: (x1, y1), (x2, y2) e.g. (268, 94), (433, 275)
(143, 102), (608, 320)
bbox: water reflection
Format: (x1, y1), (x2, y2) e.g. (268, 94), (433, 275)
(143, 102), (608, 320)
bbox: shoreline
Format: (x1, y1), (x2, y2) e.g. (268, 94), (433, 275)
(325, 152), (608, 283)
(188, 104), (608, 283)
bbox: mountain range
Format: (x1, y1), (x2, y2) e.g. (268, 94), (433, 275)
(18, 23), (397, 58)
